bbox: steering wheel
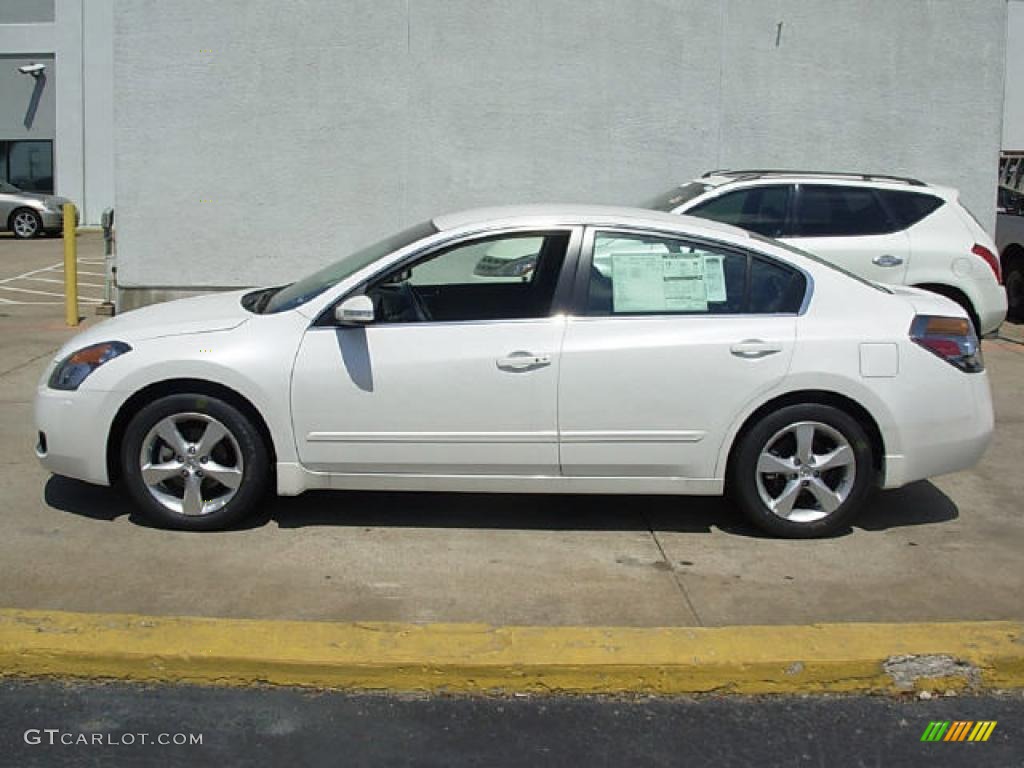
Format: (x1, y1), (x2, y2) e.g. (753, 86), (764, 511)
(399, 282), (431, 322)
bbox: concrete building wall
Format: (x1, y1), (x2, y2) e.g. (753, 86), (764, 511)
(113, 0), (1008, 300)
(1005, 0), (1024, 149)
(0, 54), (55, 139)
(0, 0), (54, 25)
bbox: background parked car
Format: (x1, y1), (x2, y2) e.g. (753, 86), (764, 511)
(0, 182), (74, 239)
(643, 171), (1007, 335)
(995, 187), (1024, 321)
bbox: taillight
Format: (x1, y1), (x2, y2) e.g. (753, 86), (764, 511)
(972, 244), (1002, 284)
(910, 315), (984, 373)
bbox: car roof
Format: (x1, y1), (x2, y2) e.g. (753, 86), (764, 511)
(432, 204), (752, 239)
(695, 170), (961, 199)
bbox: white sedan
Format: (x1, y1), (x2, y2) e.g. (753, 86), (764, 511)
(34, 206), (994, 538)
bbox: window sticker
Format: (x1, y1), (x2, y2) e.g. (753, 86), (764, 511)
(610, 251), (709, 312)
(702, 253), (728, 302)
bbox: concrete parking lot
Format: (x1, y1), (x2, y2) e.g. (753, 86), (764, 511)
(0, 234), (1022, 628)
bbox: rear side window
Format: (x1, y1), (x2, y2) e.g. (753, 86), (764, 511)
(877, 190), (943, 229)
(687, 185), (791, 238)
(584, 231), (805, 316)
(793, 185), (894, 237)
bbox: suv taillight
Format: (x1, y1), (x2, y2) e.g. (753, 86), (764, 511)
(972, 244), (1002, 284)
(910, 315), (984, 373)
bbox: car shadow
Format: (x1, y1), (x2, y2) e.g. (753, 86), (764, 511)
(44, 476), (958, 538)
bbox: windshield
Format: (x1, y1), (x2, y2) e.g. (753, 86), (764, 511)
(0, 182), (22, 194)
(641, 182), (710, 212)
(750, 233), (891, 294)
(264, 220), (438, 313)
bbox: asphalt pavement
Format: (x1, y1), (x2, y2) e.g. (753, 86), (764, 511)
(1, 680), (1021, 767)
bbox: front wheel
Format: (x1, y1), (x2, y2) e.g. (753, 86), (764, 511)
(730, 404), (875, 538)
(120, 394), (270, 530)
(9, 208), (42, 239)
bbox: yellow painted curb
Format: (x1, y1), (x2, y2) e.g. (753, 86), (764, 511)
(1, 609), (1022, 695)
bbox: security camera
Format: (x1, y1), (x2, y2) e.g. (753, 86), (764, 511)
(18, 63), (46, 77)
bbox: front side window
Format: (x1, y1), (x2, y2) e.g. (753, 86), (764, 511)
(366, 231), (569, 323)
(793, 185), (894, 237)
(687, 185), (791, 237)
(586, 232), (806, 316)
(265, 220), (438, 313)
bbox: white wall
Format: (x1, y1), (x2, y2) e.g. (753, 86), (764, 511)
(113, 0), (1008, 298)
(1005, 0), (1024, 149)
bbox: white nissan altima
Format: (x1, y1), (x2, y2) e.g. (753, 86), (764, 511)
(35, 206), (994, 538)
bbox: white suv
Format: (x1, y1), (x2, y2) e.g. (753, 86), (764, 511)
(645, 170), (1008, 334)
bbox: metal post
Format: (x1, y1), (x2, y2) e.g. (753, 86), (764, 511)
(63, 203), (79, 327)
(98, 208), (116, 316)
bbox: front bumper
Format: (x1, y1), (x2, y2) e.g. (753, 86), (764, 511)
(38, 207), (79, 231)
(34, 385), (117, 486)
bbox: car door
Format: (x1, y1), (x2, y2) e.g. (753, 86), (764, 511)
(289, 228), (579, 476)
(558, 228), (802, 479)
(782, 184), (910, 285)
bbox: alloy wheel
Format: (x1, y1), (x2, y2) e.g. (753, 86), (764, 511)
(755, 420), (856, 523)
(139, 412), (244, 517)
(12, 211), (39, 238)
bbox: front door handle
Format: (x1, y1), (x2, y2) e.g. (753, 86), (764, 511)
(872, 254), (904, 267)
(496, 351), (552, 371)
(730, 340), (783, 359)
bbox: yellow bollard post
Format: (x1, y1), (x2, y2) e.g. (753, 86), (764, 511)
(63, 203), (79, 327)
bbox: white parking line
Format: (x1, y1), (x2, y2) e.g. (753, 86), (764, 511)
(23, 276), (105, 288)
(0, 285), (102, 303)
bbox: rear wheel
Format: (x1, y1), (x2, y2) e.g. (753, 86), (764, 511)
(120, 393), (269, 530)
(9, 208), (42, 239)
(731, 404), (875, 538)
(1005, 252), (1024, 323)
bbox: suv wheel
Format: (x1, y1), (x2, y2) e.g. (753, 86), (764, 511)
(1005, 252), (1024, 323)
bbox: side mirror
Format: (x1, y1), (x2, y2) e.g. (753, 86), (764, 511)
(334, 295), (375, 326)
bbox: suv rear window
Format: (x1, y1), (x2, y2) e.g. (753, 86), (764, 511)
(793, 185), (894, 237)
(877, 190), (943, 229)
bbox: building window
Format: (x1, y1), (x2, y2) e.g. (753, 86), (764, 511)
(1, 140), (54, 193)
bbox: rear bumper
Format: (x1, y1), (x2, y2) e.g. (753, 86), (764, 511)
(882, 369), (994, 489)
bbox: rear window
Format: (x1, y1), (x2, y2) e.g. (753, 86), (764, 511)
(793, 185), (894, 237)
(641, 182), (710, 213)
(877, 190), (943, 229)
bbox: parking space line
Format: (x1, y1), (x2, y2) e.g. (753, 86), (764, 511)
(22, 276), (105, 288)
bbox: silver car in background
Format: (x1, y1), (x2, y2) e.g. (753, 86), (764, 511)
(0, 182), (74, 239)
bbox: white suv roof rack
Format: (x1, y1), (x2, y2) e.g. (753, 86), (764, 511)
(701, 169), (927, 188)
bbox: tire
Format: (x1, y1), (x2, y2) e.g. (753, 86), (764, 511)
(9, 208), (42, 239)
(730, 404), (875, 538)
(1005, 253), (1024, 323)
(120, 393), (270, 531)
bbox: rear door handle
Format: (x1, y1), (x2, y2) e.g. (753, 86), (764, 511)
(496, 351), (552, 371)
(730, 340), (783, 359)
(872, 254), (904, 267)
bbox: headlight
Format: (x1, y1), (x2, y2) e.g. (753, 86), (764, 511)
(48, 341), (132, 391)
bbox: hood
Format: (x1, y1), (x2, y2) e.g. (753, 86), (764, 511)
(64, 290), (253, 349)
(6, 190), (72, 208)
